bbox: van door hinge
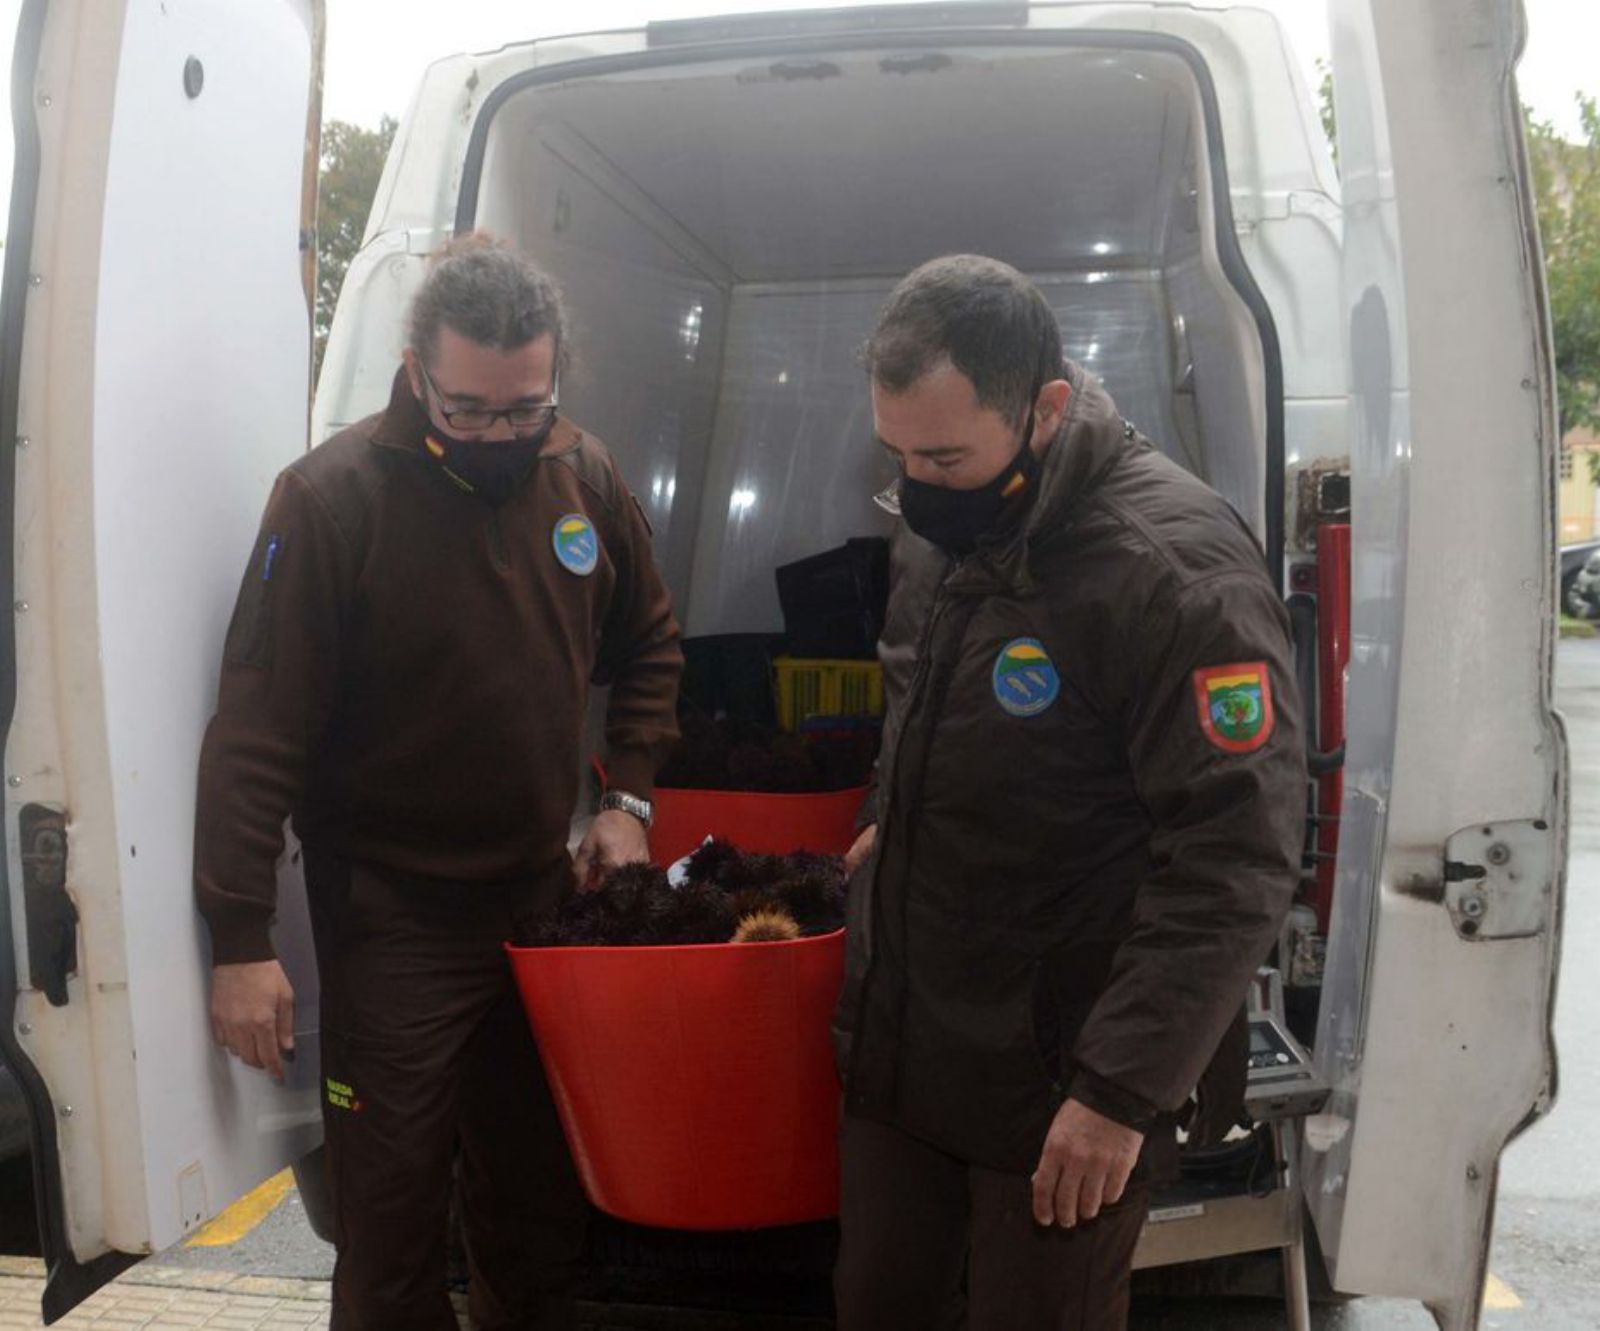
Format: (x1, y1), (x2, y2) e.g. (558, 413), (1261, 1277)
(1399, 819), (1555, 941)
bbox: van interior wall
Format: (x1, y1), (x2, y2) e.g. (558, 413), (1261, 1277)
(475, 45), (1268, 637)
(475, 118), (730, 605)
(1156, 72), (1271, 538)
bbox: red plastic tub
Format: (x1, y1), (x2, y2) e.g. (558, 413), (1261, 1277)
(506, 929), (846, 1230)
(649, 785), (867, 868)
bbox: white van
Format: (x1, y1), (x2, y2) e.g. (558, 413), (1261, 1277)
(0, 1), (1566, 1326)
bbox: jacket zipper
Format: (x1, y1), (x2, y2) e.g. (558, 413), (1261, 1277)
(846, 559), (958, 1105)
(488, 507), (509, 570)
(886, 583), (980, 1106)
(896, 555), (960, 720)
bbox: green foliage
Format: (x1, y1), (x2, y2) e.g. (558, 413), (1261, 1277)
(1315, 59), (1337, 171)
(315, 116), (398, 381)
(1319, 75), (1600, 478)
(1527, 97), (1600, 475)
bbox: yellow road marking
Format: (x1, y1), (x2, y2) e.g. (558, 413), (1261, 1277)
(1484, 1273), (1523, 1311)
(185, 1169), (294, 1248)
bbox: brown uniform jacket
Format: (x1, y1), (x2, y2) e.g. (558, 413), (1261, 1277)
(194, 370), (683, 964)
(834, 365), (1306, 1174)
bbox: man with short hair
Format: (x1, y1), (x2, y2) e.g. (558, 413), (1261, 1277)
(195, 233), (683, 1330)
(833, 254), (1305, 1329)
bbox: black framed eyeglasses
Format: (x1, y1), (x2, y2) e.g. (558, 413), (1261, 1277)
(418, 361), (560, 434)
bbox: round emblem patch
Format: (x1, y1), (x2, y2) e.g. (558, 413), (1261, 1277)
(552, 514), (599, 576)
(992, 638), (1061, 718)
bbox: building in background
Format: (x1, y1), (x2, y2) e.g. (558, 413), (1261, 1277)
(1561, 428), (1600, 543)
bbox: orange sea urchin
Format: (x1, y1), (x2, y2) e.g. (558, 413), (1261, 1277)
(732, 909), (803, 944)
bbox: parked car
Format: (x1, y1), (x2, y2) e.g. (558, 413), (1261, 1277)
(1561, 541), (1600, 618)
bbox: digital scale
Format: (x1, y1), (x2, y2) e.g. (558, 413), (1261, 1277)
(1244, 1003), (1329, 1121)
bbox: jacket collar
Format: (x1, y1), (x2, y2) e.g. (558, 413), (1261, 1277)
(945, 360), (1133, 596)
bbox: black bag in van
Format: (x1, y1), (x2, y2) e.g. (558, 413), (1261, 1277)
(775, 538), (890, 661)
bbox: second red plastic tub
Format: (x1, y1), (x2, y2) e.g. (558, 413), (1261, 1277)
(649, 785), (867, 868)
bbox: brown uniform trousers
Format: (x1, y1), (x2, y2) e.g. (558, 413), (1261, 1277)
(305, 845), (588, 1331)
(834, 1114), (1148, 1331)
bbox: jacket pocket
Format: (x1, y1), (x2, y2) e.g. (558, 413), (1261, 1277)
(1032, 936), (1119, 1090)
(832, 853), (878, 1077)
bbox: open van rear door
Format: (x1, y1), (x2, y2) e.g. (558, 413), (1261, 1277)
(1308, 1), (1565, 1325)
(0, 0), (324, 1319)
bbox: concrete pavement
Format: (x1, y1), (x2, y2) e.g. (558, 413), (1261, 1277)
(0, 1255), (351, 1329)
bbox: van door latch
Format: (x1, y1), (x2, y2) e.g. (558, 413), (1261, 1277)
(1401, 819), (1555, 941)
(20, 804), (77, 1005)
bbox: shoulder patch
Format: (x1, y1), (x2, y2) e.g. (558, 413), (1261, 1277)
(262, 533), (284, 581)
(1192, 662), (1274, 753)
(223, 528), (283, 668)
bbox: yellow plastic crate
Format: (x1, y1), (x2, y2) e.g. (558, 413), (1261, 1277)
(773, 657), (884, 732)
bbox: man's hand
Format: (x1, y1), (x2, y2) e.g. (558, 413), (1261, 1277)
(845, 824), (877, 876)
(1031, 1098), (1144, 1228)
(210, 960), (295, 1081)
(573, 808), (651, 892)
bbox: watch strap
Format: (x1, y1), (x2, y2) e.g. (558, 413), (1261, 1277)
(600, 789), (654, 829)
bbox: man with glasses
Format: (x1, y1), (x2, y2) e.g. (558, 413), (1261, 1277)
(193, 233), (682, 1330)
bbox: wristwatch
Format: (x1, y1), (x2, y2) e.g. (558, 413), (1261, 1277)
(600, 789), (654, 830)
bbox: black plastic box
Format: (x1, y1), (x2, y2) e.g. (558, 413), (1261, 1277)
(679, 633), (784, 725)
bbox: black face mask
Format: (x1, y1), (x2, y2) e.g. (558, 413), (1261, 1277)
(897, 410), (1039, 555)
(423, 417), (556, 506)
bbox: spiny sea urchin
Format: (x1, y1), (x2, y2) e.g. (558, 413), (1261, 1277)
(732, 909), (803, 943)
(524, 844), (848, 947)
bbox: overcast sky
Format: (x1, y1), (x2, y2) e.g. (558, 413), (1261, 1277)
(316, 0), (1595, 133)
(0, 0), (1593, 214)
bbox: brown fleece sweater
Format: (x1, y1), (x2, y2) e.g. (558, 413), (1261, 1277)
(194, 370), (683, 964)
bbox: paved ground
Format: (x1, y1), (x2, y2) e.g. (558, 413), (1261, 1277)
(1, 641), (1597, 1328)
(0, 1256), (345, 1329)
